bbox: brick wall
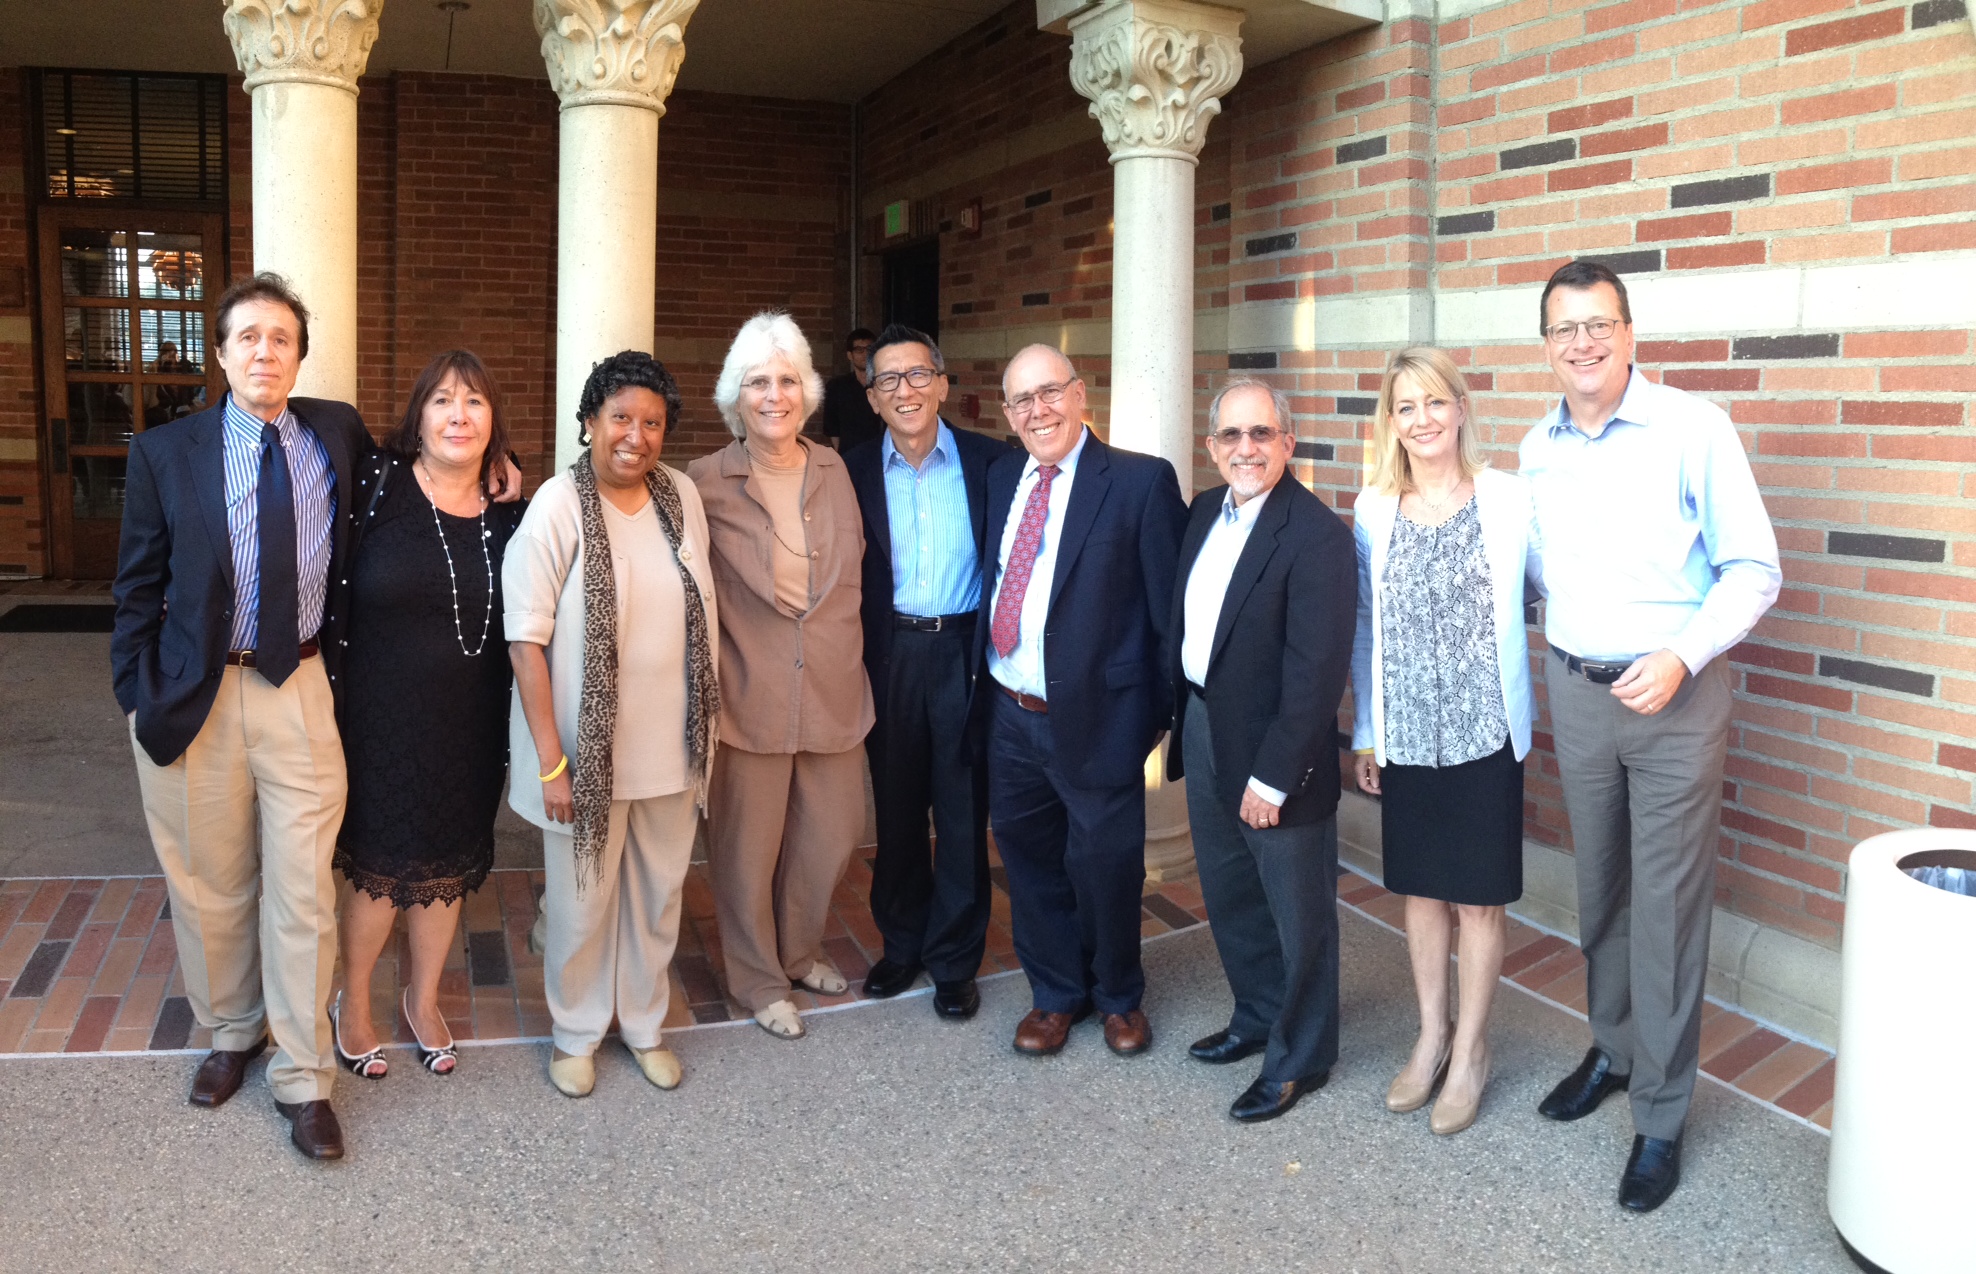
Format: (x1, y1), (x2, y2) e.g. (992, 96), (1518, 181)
(0, 72), (38, 576)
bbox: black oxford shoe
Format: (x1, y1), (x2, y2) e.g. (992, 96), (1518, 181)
(932, 979), (980, 1019)
(1189, 1029), (1267, 1065)
(862, 958), (923, 999)
(1618, 1135), (1681, 1212)
(1538, 1046), (1630, 1121)
(274, 1098), (346, 1161)
(1230, 1070), (1329, 1124)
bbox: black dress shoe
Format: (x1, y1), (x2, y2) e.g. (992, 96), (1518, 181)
(932, 979), (980, 1019)
(188, 1036), (268, 1109)
(1538, 1046), (1630, 1121)
(1189, 1029), (1267, 1065)
(1230, 1070), (1330, 1123)
(862, 958), (923, 999)
(274, 1098), (345, 1161)
(1618, 1135), (1681, 1212)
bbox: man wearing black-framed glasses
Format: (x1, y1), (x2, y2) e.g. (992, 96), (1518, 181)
(821, 326), (883, 454)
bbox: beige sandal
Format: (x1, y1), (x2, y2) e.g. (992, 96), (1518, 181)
(754, 999), (806, 1040)
(797, 960), (848, 996)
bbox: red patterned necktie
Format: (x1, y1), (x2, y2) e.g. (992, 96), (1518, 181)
(991, 463), (1059, 659)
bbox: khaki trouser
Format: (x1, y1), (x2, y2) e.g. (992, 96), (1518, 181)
(540, 790), (698, 1055)
(706, 744), (865, 1012)
(131, 659), (346, 1104)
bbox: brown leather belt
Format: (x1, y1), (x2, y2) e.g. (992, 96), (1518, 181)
(227, 639), (320, 668)
(999, 683), (1048, 714)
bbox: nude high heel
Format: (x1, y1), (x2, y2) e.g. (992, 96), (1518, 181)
(1430, 1049), (1492, 1135)
(1386, 1043), (1451, 1114)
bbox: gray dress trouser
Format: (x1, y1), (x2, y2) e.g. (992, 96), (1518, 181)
(1545, 653), (1733, 1141)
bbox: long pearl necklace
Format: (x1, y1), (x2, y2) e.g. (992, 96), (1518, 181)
(416, 458), (493, 658)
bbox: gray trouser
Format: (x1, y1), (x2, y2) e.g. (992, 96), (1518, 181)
(1546, 653), (1732, 1141)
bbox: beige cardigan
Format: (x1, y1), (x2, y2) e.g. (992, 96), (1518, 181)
(686, 439), (874, 756)
(501, 465), (717, 831)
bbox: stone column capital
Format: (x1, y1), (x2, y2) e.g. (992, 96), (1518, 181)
(534, 0), (699, 113)
(222, 0), (384, 94)
(1067, 0), (1244, 164)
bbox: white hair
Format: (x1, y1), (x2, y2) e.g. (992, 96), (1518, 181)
(713, 312), (825, 439)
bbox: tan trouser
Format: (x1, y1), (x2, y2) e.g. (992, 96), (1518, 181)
(541, 790), (697, 1055)
(130, 659), (346, 1104)
(706, 744), (865, 1012)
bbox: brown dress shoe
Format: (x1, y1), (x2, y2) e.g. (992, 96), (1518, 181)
(1013, 1007), (1090, 1056)
(274, 1099), (345, 1160)
(188, 1037), (268, 1109)
(1103, 1009), (1152, 1056)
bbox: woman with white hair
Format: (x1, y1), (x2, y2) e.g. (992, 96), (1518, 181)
(687, 312), (874, 1040)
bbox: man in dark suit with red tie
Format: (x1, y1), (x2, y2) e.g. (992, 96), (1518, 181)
(976, 343), (1188, 1058)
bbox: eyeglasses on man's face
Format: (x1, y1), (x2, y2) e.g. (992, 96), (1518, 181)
(1002, 380), (1075, 416)
(871, 367), (939, 393)
(1543, 318), (1625, 344)
(1209, 425), (1284, 448)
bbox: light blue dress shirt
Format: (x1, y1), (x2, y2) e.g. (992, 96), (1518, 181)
(221, 393), (336, 650)
(882, 420), (980, 617)
(988, 426), (1090, 701)
(1519, 368), (1780, 674)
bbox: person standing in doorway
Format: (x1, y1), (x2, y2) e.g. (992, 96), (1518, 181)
(821, 327), (884, 454)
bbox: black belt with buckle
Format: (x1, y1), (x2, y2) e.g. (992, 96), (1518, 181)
(227, 638), (321, 668)
(1554, 646), (1633, 685)
(893, 612), (974, 632)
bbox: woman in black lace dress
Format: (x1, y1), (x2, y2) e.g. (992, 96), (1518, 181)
(331, 350), (525, 1078)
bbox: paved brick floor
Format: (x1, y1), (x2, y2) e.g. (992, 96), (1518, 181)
(0, 855), (1833, 1130)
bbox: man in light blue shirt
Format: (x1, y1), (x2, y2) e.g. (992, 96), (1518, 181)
(843, 325), (1009, 1019)
(1522, 261), (1780, 1214)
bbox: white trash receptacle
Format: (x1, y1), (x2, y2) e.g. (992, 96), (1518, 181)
(1827, 828), (1976, 1274)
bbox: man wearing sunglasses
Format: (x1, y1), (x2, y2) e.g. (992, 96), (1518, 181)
(1522, 260), (1779, 1212)
(977, 344), (1187, 1060)
(843, 325), (1010, 1019)
(1164, 379), (1355, 1122)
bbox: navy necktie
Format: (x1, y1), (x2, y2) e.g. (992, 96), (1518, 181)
(256, 421), (300, 686)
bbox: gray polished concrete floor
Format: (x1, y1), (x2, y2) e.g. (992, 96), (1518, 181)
(0, 921), (1845, 1273)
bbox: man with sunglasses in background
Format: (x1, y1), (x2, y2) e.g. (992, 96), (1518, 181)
(1165, 379), (1355, 1122)
(975, 344), (1186, 1060)
(1522, 260), (1779, 1213)
(843, 325), (1009, 1018)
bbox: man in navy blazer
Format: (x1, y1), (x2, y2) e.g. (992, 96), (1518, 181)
(843, 325), (1010, 1018)
(976, 343), (1187, 1058)
(1167, 380), (1356, 1123)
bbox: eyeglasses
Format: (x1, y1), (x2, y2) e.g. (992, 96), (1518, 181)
(871, 367), (939, 393)
(1543, 318), (1624, 344)
(1003, 380), (1076, 416)
(1209, 425), (1284, 447)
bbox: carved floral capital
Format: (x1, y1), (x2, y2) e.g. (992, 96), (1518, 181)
(223, 0), (383, 94)
(1068, 0), (1243, 163)
(534, 0), (699, 113)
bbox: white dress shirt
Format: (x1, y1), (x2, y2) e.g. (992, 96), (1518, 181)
(987, 426), (1090, 701)
(1181, 484), (1287, 808)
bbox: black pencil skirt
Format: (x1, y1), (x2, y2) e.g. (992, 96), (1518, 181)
(1379, 739), (1524, 907)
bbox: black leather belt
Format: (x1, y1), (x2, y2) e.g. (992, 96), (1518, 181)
(227, 638), (320, 668)
(893, 612), (974, 632)
(1553, 646), (1633, 685)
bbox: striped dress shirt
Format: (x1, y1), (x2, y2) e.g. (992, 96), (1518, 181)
(883, 420), (980, 617)
(221, 393), (336, 650)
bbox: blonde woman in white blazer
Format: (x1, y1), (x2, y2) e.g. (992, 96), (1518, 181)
(1349, 346), (1542, 1137)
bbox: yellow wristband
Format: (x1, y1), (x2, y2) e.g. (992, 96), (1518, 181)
(1352, 748), (1376, 756)
(538, 755), (569, 782)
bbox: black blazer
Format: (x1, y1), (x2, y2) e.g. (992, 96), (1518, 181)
(973, 432), (1188, 790)
(111, 396), (377, 766)
(1165, 477), (1357, 827)
(844, 421), (1010, 725)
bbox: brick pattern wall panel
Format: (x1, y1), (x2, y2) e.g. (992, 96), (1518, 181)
(0, 71), (40, 575)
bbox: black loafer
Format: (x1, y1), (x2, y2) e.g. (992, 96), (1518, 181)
(1538, 1046), (1630, 1121)
(862, 958), (923, 999)
(932, 979), (980, 1019)
(1189, 1029), (1266, 1065)
(1230, 1070), (1329, 1123)
(1618, 1135), (1681, 1212)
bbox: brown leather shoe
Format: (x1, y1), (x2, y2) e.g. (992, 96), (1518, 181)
(1013, 1007), (1090, 1056)
(1103, 1009), (1152, 1056)
(188, 1037), (268, 1109)
(274, 1098), (345, 1160)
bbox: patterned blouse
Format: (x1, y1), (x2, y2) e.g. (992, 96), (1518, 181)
(1379, 498), (1510, 767)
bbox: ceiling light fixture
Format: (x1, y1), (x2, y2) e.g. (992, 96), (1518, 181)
(437, 1), (470, 71)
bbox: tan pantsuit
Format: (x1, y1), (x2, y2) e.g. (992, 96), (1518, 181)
(706, 743), (867, 1011)
(540, 791), (698, 1055)
(130, 658), (346, 1104)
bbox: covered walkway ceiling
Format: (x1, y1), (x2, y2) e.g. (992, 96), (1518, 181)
(10, 0), (1379, 104)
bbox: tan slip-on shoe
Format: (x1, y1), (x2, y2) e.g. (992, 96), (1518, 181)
(549, 1047), (595, 1098)
(627, 1043), (683, 1090)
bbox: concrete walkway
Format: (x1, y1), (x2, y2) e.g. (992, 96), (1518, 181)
(0, 919), (1844, 1273)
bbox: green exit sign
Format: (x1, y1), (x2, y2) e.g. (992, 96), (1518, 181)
(884, 200), (909, 238)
